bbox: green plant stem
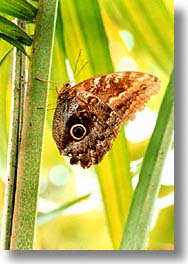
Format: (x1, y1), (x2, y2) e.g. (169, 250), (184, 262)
(10, 0), (59, 250)
(0, 40), (24, 250)
(120, 69), (174, 250)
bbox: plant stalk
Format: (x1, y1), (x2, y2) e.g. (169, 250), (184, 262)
(0, 38), (25, 249)
(10, 0), (59, 250)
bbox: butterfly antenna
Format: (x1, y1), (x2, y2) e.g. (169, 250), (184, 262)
(73, 49), (82, 76)
(75, 61), (88, 79)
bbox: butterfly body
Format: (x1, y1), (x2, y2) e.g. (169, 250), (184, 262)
(52, 72), (160, 168)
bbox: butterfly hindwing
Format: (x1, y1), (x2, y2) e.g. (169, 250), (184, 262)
(53, 89), (120, 168)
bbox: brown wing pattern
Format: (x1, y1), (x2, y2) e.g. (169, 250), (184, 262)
(53, 71), (160, 168)
(74, 71), (160, 121)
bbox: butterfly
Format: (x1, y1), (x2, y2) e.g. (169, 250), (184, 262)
(52, 71), (160, 168)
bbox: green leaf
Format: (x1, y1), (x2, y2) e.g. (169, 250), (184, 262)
(0, 15), (32, 46)
(0, 42), (11, 178)
(148, 205), (174, 250)
(158, 185), (174, 198)
(100, 0), (173, 74)
(0, 34), (27, 55)
(0, 0), (37, 20)
(60, 0), (113, 78)
(37, 194), (91, 225)
(0, 47), (13, 66)
(96, 128), (133, 249)
(120, 68), (174, 249)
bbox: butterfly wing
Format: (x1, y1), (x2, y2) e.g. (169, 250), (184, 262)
(53, 89), (120, 168)
(53, 71), (160, 168)
(74, 71), (160, 121)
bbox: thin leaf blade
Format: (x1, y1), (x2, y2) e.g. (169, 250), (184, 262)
(0, 0), (37, 20)
(0, 15), (32, 46)
(120, 69), (174, 250)
(37, 194), (91, 225)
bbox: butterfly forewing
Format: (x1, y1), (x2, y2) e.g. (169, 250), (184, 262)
(75, 71), (160, 121)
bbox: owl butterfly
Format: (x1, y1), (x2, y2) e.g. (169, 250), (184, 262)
(52, 72), (160, 168)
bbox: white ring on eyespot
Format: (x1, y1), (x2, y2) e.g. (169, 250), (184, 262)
(70, 124), (87, 140)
